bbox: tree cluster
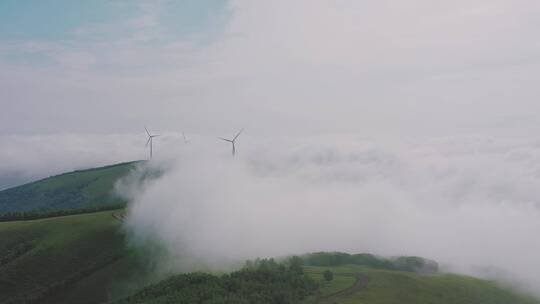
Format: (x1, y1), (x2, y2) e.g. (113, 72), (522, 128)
(302, 252), (438, 273)
(116, 257), (317, 304)
(0, 204), (125, 222)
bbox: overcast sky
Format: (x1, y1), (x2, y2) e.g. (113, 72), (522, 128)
(1, 0), (540, 138)
(3, 1), (540, 295)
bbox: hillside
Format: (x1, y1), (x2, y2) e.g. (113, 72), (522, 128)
(115, 263), (539, 304)
(306, 265), (539, 304)
(0, 210), (148, 304)
(1, 208), (538, 304)
(0, 161), (140, 214)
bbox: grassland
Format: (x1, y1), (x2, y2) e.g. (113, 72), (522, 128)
(305, 265), (540, 304)
(305, 270), (356, 298)
(0, 161), (140, 214)
(0, 210), (147, 304)
(2, 208), (539, 304)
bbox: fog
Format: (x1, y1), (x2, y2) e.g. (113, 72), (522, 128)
(2, 0), (540, 137)
(120, 134), (540, 296)
(2, 0), (540, 298)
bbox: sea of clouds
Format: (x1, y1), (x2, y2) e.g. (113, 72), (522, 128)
(2, 131), (540, 295)
(115, 134), (540, 296)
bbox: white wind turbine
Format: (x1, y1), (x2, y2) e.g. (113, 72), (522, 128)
(218, 128), (243, 156)
(182, 132), (190, 144)
(145, 126), (160, 159)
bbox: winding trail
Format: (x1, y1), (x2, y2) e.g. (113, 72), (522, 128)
(316, 273), (369, 304)
(112, 211), (126, 223)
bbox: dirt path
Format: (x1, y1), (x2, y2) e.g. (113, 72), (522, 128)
(317, 273), (369, 304)
(111, 211), (126, 223)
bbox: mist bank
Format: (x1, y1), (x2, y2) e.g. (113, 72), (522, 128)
(119, 135), (540, 297)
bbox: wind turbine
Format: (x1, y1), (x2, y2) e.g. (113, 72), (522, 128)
(182, 132), (190, 144)
(219, 128), (243, 156)
(145, 127), (160, 159)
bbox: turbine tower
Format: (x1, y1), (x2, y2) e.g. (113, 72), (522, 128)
(219, 128), (243, 156)
(182, 132), (190, 144)
(145, 127), (160, 159)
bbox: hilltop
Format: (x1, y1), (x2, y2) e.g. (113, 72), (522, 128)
(0, 161), (140, 216)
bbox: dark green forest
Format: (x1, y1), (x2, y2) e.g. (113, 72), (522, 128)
(116, 258), (317, 304)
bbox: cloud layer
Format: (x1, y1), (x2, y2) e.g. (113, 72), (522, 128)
(123, 135), (540, 296)
(3, 0), (540, 297)
(2, 0), (540, 137)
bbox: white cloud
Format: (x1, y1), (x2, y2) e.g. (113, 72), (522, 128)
(2, 1), (540, 136)
(3, 0), (540, 296)
(122, 135), (540, 296)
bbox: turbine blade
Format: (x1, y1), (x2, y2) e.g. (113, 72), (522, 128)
(233, 128), (244, 141)
(146, 137), (151, 147)
(145, 126), (151, 137)
(218, 137), (233, 142)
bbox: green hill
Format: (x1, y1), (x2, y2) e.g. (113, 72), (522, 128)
(113, 257), (539, 304)
(305, 265), (539, 304)
(0, 161), (140, 215)
(0, 209), (149, 304)
(1, 209), (538, 304)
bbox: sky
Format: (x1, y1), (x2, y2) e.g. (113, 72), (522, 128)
(2, 0), (540, 185)
(2, 0), (540, 296)
(1, 0), (540, 138)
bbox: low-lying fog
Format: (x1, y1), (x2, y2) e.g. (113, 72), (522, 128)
(2, 0), (540, 298)
(114, 134), (540, 297)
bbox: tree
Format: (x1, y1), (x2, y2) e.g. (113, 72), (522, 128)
(323, 270), (333, 282)
(288, 256), (304, 274)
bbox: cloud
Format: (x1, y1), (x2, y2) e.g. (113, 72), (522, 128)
(3, 0), (540, 296)
(2, 1), (540, 137)
(122, 135), (540, 296)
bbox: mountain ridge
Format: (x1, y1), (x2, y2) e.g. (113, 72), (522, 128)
(0, 160), (142, 214)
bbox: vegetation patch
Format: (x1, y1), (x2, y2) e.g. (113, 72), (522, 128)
(0, 210), (146, 304)
(302, 251), (438, 273)
(305, 265), (540, 304)
(116, 258), (318, 304)
(0, 161), (140, 214)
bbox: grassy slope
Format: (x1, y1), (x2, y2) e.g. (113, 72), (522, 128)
(0, 210), (146, 304)
(306, 270), (356, 297)
(1, 208), (538, 304)
(113, 263), (540, 304)
(0, 161), (140, 213)
(305, 265), (540, 304)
